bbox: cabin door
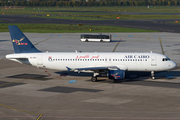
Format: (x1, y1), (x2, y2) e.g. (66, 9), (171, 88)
(37, 55), (43, 67)
(151, 55), (157, 66)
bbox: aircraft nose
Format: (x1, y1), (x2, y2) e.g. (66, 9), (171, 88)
(164, 61), (177, 70)
(169, 61), (177, 69)
(172, 61), (177, 69)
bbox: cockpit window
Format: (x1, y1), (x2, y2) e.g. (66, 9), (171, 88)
(162, 57), (171, 61)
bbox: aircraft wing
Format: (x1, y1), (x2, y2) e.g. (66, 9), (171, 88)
(66, 65), (127, 72)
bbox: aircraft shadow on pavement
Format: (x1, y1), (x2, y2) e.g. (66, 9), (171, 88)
(55, 71), (93, 77)
(55, 70), (180, 82)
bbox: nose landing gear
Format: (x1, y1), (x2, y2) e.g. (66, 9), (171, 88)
(151, 71), (155, 80)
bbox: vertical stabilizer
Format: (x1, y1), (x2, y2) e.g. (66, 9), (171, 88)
(8, 25), (41, 53)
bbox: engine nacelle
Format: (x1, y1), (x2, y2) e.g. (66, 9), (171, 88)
(108, 70), (125, 80)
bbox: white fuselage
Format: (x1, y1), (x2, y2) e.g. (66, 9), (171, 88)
(6, 52), (176, 72)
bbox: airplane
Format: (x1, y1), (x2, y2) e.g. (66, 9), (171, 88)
(6, 25), (177, 82)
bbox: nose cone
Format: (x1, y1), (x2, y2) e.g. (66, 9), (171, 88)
(163, 61), (177, 70)
(171, 61), (177, 69)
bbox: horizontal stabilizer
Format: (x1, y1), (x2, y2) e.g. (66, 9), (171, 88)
(6, 54), (27, 59)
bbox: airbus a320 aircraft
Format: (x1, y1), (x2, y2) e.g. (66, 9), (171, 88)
(6, 25), (177, 82)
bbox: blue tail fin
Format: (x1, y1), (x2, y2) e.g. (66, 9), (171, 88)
(8, 25), (41, 53)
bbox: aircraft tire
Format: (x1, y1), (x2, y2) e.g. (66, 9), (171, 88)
(91, 77), (97, 82)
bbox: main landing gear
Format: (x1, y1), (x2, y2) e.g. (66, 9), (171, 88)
(91, 73), (99, 82)
(151, 71), (155, 80)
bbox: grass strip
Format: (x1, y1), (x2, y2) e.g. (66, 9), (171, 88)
(36, 15), (107, 20)
(167, 21), (180, 24)
(34, 14), (180, 20)
(0, 23), (159, 33)
(78, 14), (180, 19)
(1, 6), (180, 14)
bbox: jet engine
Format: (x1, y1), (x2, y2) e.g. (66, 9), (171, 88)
(108, 69), (125, 80)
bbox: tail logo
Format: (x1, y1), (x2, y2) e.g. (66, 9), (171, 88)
(12, 37), (28, 45)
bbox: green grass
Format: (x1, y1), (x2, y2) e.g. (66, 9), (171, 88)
(34, 14), (180, 20)
(36, 15), (107, 20)
(1, 6), (180, 20)
(76, 14), (180, 19)
(167, 21), (180, 24)
(0, 23), (159, 33)
(42, 6), (180, 13)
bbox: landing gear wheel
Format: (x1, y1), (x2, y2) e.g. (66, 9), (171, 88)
(85, 39), (88, 42)
(91, 77), (97, 82)
(151, 71), (155, 80)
